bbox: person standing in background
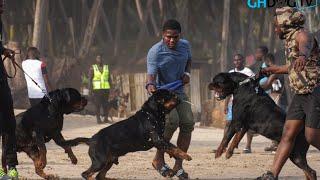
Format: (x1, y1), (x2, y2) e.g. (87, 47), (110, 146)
(22, 47), (52, 106)
(89, 54), (112, 124)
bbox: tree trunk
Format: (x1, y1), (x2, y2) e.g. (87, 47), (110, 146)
(47, 20), (54, 57)
(78, 0), (103, 58)
(150, 4), (159, 36)
(243, 10), (253, 56)
(135, 0), (144, 22)
(6, 42), (26, 92)
(132, 0), (153, 61)
(175, 0), (189, 33)
(32, 0), (49, 53)
(68, 18), (76, 57)
(58, 0), (68, 22)
(220, 0), (230, 72)
(100, 8), (114, 42)
(135, 0), (149, 35)
(158, 0), (163, 17)
(113, 0), (124, 57)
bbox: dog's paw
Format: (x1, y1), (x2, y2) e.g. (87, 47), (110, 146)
(69, 155), (78, 164)
(184, 154), (192, 161)
(225, 149), (233, 159)
(215, 147), (224, 159)
(45, 174), (59, 180)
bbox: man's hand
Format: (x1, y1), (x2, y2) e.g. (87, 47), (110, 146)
(182, 74), (190, 85)
(3, 48), (14, 58)
(260, 67), (273, 76)
(293, 56), (306, 72)
(147, 83), (157, 94)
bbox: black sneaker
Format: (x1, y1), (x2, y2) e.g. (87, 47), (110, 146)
(264, 144), (278, 152)
(257, 171), (277, 180)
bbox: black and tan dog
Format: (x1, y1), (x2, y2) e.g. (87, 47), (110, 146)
(62, 89), (192, 179)
(209, 72), (316, 180)
(1, 88), (87, 179)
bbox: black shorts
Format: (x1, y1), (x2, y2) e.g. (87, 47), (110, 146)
(286, 86), (320, 129)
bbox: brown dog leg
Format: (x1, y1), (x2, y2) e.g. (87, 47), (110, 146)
(82, 166), (98, 180)
(226, 129), (247, 159)
(164, 145), (192, 161)
(53, 132), (78, 164)
(215, 137), (229, 159)
(25, 146), (55, 179)
(64, 147), (78, 164)
(96, 162), (113, 180)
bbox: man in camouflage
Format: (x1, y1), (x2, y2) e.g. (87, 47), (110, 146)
(258, 7), (320, 179)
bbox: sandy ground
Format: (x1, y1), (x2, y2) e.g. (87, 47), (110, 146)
(1, 110), (320, 179)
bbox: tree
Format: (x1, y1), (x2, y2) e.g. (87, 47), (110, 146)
(220, 0), (230, 72)
(32, 0), (49, 52)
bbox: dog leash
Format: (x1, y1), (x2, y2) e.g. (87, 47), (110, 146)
(238, 68), (266, 86)
(2, 52), (53, 103)
(238, 75), (256, 85)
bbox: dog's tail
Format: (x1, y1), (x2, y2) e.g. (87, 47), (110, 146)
(61, 137), (90, 146)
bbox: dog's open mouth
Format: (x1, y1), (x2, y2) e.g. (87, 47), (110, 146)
(72, 97), (88, 112)
(209, 83), (229, 101)
(214, 90), (227, 101)
(210, 86), (228, 101)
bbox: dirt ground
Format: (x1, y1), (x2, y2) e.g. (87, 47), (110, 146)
(2, 110), (320, 179)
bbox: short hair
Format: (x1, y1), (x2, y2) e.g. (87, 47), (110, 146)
(233, 53), (244, 60)
(258, 46), (269, 55)
(162, 19), (181, 33)
(26, 47), (40, 60)
(265, 53), (275, 64)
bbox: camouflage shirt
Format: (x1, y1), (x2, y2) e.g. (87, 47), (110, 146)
(285, 29), (320, 94)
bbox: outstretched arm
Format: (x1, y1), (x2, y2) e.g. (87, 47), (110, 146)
(261, 65), (289, 75)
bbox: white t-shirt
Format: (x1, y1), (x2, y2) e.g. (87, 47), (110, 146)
(228, 67), (254, 105)
(22, 59), (47, 98)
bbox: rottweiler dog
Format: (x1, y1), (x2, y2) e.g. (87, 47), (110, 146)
(2, 88), (87, 179)
(209, 72), (316, 180)
(62, 89), (192, 179)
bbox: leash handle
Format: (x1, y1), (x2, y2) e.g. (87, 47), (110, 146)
(2, 55), (17, 78)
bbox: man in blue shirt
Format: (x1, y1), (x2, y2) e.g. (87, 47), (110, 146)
(146, 19), (194, 179)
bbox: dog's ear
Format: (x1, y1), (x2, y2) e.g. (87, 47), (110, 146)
(208, 82), (215, 90)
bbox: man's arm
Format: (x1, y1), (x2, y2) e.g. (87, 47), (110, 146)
(182, 42), (192, 85)
(146, 48), (158, 93)
(41, 62), (52, 92)
(294, 31), (313, 72)
(43, 74), (52, 92)
(185, 59), (191, 73)
(261, 65), (289, 75)
(182, 59), (191, 85)
(260, 74), (277, 90)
